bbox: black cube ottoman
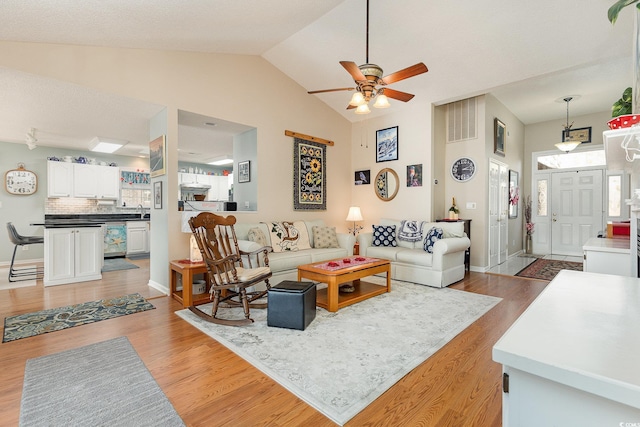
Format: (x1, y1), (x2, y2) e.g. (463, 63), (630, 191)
(267, 281), (316, 330)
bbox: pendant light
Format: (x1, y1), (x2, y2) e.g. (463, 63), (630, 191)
(554, 97), (581, 153)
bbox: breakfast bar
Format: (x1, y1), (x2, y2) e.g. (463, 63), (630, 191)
(493, 270), (640, 426)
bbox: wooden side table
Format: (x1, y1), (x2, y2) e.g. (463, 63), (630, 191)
(169, 259), (209, 308)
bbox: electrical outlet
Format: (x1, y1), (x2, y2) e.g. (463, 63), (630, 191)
(466, 202), (477, 209)
(244, 201), (250, 208)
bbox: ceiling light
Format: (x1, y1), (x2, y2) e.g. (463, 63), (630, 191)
(373, 94), (390, 108)
(554, 97), (580, 153)
(208, 156), (233, 166)
(355, 103), (371, 115)
(89, 137), (125, 153)
(349, 91), (365, 106)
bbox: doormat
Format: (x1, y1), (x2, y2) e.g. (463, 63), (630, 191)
(2, 293), (154, 343)
(20, 337), (184, 426)
(102, 258), (140, 272)
(515, 258), (583, 281)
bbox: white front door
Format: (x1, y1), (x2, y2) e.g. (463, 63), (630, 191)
(551, 170), (604, 256)
(489, 159), (509, 267)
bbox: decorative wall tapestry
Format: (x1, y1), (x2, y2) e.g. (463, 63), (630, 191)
(294, 138), (326, 210)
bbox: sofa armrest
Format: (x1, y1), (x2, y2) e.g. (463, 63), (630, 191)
(357, 232), (373, 252)
(431, 236), (470, 271)
(336, 233), (356, 256)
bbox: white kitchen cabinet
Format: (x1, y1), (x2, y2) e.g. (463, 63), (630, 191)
(47, 161), (74, 197)
(493, 270), (640, 426)
(47, 162), (120, 199)
(73, 164), (120, 199)
(206, 175), (230, 201)
(582, 237), (631, 276)
(44, 227), (103, 286)
(126, 221), (149, 255)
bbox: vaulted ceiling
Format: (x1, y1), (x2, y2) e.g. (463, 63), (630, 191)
(0, 0), (633, 159)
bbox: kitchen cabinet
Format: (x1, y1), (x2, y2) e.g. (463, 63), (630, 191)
(73, 164), (120, 199)
(206, 175), (230, 201)
(126, 221), (149, 255)
(582, 237), (631, 276)
(44, 226), (103, 286)
(493, 270), (640, 426)
(47, 161), (119, 199)
(47, 161), (74, 197)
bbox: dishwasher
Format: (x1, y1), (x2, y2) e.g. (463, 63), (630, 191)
(103, 222), (127, 258)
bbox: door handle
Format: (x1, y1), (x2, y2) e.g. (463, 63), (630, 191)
(553, 219), (557, 222)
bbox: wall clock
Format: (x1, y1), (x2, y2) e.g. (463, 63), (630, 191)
(4, 164), (38, 195)
(451, 157), (476, 182)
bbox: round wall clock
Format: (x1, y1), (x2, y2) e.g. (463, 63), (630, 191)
(451, 157), (476, 182)
(4, 164), (38, 195)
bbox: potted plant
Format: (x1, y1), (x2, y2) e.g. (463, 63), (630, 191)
(608, 87), (638, 129)
(608, 0), (640, 24)
(524, 195), (534, 254)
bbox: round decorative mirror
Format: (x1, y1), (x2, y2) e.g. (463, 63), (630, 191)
(375, 168), (399, 201)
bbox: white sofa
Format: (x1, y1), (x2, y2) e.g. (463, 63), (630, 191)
(234, 219), (355, 284)
(357, 218), (470, 288)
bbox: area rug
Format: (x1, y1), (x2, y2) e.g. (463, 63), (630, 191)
(102, 258), (140, 272)
(3, 293), (154, 343)
(176, 277), (502, 425)
(515, 258), (583, 281)
(19, 336), (184, 426)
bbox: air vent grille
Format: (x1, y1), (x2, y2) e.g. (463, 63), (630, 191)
(447, 97), (477, 142)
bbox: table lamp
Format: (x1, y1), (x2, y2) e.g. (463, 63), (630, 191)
(346, 206), (364, 255)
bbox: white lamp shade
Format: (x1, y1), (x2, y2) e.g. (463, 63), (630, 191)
(373, 94), (390, 108)
(346, 206), (363, 221)
(355, 103), (371, 114)
(555, 141), (580, 153)
(349, 91), (365, 106)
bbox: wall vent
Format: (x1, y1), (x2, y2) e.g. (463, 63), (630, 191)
(447, 97), (477, 142)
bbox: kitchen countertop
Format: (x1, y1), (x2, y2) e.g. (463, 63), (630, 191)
(33, 214), (150, 228)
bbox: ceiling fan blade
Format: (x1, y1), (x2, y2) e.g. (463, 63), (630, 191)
(308, 87), (354, 94)
(340, 61), (367, 81)
(383, 88), (415, 102)
(346, 104), (356, 110)
(382, 63), (428, 85)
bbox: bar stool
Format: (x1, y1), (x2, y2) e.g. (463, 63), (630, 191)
(6, 223), (44, 282)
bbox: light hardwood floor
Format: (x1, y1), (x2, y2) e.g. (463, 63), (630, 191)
(0, 260), (548, 426)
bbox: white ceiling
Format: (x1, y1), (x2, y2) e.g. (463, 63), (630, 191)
(0, 0), (634, 160)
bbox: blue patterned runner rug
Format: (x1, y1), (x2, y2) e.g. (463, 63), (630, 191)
(3, 293), (154, 343)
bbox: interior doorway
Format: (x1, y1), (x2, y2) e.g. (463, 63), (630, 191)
(488, 159), (508, 268)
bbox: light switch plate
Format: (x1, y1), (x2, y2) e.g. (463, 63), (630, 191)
(466, 202), (477, 209)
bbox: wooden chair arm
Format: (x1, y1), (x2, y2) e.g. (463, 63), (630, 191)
(239, 246), (273, 268)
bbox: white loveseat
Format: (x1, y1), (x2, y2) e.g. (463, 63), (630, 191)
(234, 219), (355, 284)
(357, 218), (470, 288)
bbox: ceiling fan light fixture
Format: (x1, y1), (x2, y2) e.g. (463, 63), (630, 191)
(373, 94), (390, 108)
(355, 103), (371, 114)
(349, 91), (366, 106)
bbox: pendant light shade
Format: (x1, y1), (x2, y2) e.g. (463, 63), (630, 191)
(373, 94), (390, 108)
(355, 103), (371, 114)
(349, 91), (365, 106)
(555, 96), (580, 153)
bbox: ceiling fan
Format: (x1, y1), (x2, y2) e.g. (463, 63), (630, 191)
(308, 0), (428, 114)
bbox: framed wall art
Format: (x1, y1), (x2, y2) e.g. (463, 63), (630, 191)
(238, 160), (250, 183)
(153, 181), (162, 209)
(406, 164), (422, 187)
(494, 118), (505, 156)
(149, 135), (166, 178)
(562, 126), (591, 143)
(354, 169), (370, 185)
(376, 126), (398, 162)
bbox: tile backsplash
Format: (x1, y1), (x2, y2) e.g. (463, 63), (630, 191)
(45, 198), (142, 215)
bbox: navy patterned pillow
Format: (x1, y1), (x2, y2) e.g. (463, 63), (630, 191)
(423, 227), (443, 253)
(372, 225), (397, 247)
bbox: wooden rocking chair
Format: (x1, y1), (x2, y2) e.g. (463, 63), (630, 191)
(188, 212), (273, 326)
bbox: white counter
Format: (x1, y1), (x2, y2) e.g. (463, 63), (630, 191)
(583, 237), (631, 276)
(493, 270), (640, 426)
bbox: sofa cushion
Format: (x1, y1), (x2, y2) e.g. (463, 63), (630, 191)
(366, 245), (404, 261)
(265, 221), (311, 252)
(308, 247), (348, 262)
(396, 249), (433, 267)
(425, 221), (464, 238)
(247, 227), (268, 247)
(372, 225), (397, 247)
(312, 226), (340, 249)
(423, 227), (443, 253)
(268, 251), (313, 272)
(398, 220), (426, 242)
